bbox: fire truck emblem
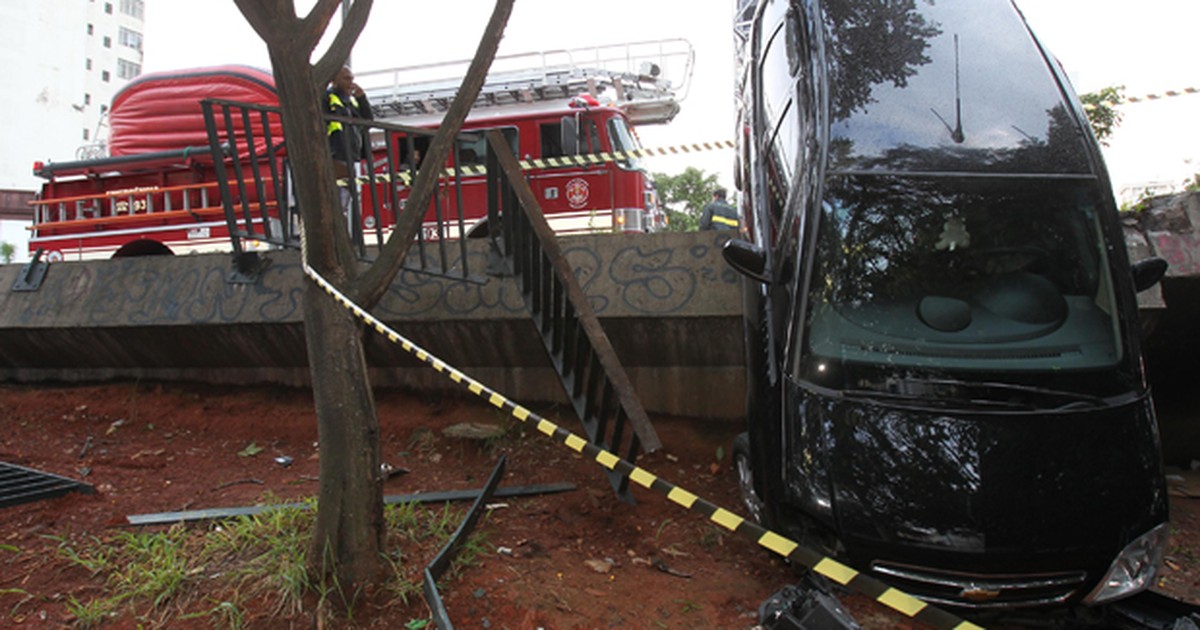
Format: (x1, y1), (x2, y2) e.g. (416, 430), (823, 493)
(565, 178), (590, 209)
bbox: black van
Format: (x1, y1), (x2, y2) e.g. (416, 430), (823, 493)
(725, 0), (1171, 612)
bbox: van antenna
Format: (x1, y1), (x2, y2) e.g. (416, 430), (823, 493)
(931, 34), (965, 144)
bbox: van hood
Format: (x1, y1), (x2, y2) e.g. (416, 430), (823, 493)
(823, 396), (1167, 573)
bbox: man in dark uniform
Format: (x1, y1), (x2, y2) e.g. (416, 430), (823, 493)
(326, 66), (374, 219)
(699, 187), (738, 231)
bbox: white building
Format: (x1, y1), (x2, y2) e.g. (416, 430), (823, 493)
(0, 0), (145, 261)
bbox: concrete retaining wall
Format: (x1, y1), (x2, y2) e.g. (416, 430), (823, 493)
(0, 231), (747, 419)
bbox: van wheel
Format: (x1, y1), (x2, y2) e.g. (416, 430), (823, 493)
(733, 433), (767, 525)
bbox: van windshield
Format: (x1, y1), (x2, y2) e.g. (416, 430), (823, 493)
(801, 174), (1123, 387)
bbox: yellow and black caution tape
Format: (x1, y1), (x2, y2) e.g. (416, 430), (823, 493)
(296, 238), (983, 630)
(338, 139), (737, 187)
(1122, 87), (1200, 104)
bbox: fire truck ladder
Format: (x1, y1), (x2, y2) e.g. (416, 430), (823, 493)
(358, 39), (694, 126)
(482, 129), (661, 502)
(200, 98), (482, 284)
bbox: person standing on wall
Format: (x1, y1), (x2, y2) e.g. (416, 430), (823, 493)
(326, 66), (374, 223)
(699, 188), (739, 231)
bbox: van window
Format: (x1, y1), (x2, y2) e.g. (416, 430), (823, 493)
(800, 174), (1119, 381)
(823, 0), (1091, 174)
(757, 5), (794, 245)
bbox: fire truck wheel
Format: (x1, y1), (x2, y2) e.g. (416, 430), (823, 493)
(113, 239), (174, 258)
(464, 218), (490, 238)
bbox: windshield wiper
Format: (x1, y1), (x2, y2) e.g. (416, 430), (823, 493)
(797, 376), (1128, 412)
(839, 387), (1032, 411)
(881, 377), (1113, 411)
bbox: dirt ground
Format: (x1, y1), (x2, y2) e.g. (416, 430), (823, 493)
(0, 381), (1198, 629)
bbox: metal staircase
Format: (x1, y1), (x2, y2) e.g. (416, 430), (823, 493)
(0, 461), (94, 509)
(201, 99), (660, 502)
(482, 129), (661, 502)
(357, 39), (694, 126)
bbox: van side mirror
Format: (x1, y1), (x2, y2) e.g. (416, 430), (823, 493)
(723, 239), (770, 284)
(1131, 257), (1168, 293)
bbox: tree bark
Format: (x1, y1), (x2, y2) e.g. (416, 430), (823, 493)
(303, 281), (384, 590)
(232, 0), (514, 605)
(234, 0), (383, 596)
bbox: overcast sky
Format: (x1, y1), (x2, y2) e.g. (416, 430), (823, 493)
(6, 1), (1194, 255)
(141, 1), (1198, 198)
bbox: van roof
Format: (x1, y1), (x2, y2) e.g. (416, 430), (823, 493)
(824, 0), (1093, 176)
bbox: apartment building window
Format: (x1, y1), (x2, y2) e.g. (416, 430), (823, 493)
(103, 36), (111, 48)
(84, 94), (91, 105)
(87, 23), (93, 35)
(101, 70), (110, 82)
(104, 2), (112, 14)
(83, 129), (90, 141)
(86, 58), (93, 71)
(119, 0), (144, 19)
(117, 59), (141, 80)
(118, 27), (142, 51)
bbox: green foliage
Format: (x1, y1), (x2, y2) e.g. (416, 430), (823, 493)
(652, 167), (720, 232)
(0, 242), (14, 265)
(1080, 86), (1125, 146)
(1185, 173), (1200, 193)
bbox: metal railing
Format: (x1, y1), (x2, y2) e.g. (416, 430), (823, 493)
(483, 129), (661, 502)
(200, 98), (481, 282)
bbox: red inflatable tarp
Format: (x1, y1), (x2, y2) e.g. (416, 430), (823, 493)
(108, 65), (282, 157)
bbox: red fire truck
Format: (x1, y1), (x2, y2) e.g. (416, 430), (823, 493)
(28, 40), (692, 261)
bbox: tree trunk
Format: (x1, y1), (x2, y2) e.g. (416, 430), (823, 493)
(232, 0), (512, 606)
(262, 42), (384, 594)
(233, 0), (384, 595)
(303, 280), (384, 591)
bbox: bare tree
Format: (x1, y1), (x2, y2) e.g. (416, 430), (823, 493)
(232, 0), (515, 602)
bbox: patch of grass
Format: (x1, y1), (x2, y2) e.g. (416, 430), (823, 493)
(653, 518), (675, 544)
(180, 599), (246, 629)
(65, 593), (123, 629)
(48, 534), (114, 575)
(697, 524), (725, 551)
(54, 497), (489, 627)
(108, 527), (192, 610)
(202, 498), (316, 615)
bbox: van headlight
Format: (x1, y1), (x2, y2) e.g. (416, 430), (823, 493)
(1083, 522), (1168, 606)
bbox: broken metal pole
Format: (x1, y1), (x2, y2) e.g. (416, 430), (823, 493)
(125, 480), (574, 526)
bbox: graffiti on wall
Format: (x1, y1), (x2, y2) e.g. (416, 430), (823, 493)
(10, 233), (741, 327)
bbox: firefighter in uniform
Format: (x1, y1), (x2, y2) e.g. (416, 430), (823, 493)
(699, 188), (739, 231)
(326, 66), (374, 220)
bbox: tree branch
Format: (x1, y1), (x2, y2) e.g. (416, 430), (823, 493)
(236, 0), (354, 60)
(350, 0), (515, 308)
(313, 0), (374, 85)
(233, 0), (298, 46)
